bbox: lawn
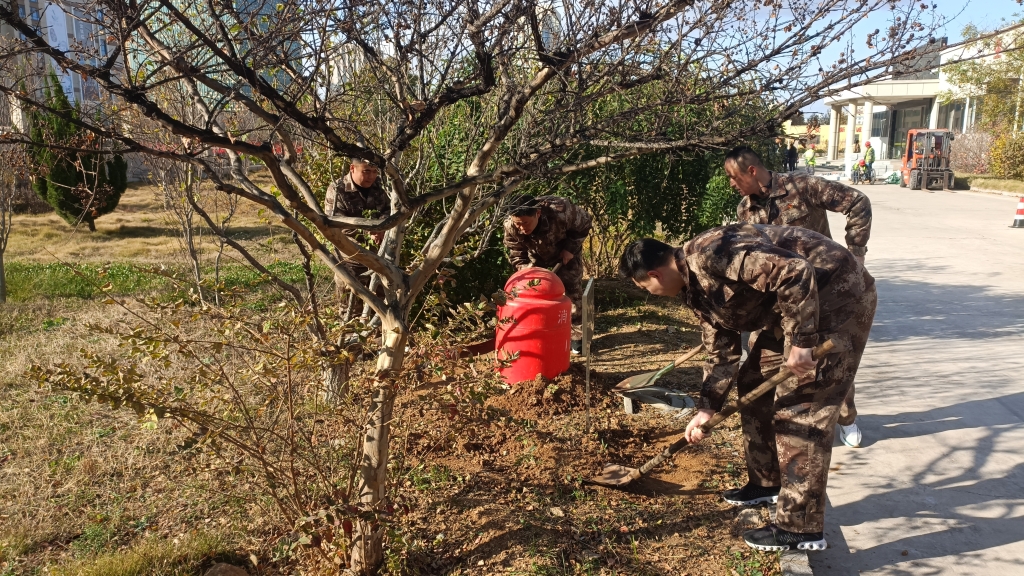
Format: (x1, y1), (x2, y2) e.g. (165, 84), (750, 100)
(962, 174), (1024, 195)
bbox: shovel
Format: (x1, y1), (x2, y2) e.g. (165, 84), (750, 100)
(586, 339), (835, 489)
(613, 344), (705, 391)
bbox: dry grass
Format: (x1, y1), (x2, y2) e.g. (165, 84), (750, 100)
(49, 533), (227, 576)
(0, 300), (272, 576)
(1, 183), (783, 575)
(6, 175), (298, 265)
(964, 174), (1024, 195)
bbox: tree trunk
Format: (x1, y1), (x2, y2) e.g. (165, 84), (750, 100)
(322, 276), (355, 404)
(321, 344), (351, 404)
(348, 310), (407, 574)
(86, 218), (96, 232)
(0, 251), (6, 303)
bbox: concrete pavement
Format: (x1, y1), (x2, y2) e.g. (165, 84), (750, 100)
(811, 184), (1024, 575)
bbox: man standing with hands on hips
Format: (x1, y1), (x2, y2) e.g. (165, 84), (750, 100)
(723, 146), (873, 447)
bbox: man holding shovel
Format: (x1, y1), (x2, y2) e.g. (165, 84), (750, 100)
(504, 194), (593, 354)
(725, 145), (871, 447)
(618, 223), (876, 551)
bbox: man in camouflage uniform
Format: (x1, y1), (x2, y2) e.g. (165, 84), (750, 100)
(725, 146), (871, 448)
(618, 223), (876, 551)
(324, 157), (391, 233)
(324, 158), (391, 291)
(504, 194), (593, 354)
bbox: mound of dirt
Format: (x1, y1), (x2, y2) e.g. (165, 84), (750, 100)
(485, 363), (610, 420)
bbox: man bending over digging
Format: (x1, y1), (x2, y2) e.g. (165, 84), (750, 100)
(617, 223), (876, 551)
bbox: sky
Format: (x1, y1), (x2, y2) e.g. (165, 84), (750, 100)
(803, 0), (1024, 113)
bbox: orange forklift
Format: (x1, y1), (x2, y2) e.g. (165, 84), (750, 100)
(899, 128), (955, 190)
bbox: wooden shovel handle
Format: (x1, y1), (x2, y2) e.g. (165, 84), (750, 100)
(635, 339), (834, 477)
(633, 344), (705, 389)
(669, 344), (705, 369)
(699, 339), (835, 433)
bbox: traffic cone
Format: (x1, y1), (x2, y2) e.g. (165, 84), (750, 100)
(1013, 198), (1024, 228)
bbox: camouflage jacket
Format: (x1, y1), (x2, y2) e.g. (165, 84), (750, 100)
(736, 171), (872, 256)
(324, 173), (391, 220)
(676, 223), (874, 411)
(503, 196), (593, 269)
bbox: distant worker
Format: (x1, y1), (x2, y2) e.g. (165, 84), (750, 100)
(787, 143), (798, 171)
(723, 145), (872, 448)
(504, 194), (593, 354)
(324, 157), (391, 243)
(804, 145), (817, 175)
(863, 141), (875, 182)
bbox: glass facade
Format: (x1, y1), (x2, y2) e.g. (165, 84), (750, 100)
(889, 106), (927, 160)
(870, 111), (888, 138)
(937, 101), (965, 131)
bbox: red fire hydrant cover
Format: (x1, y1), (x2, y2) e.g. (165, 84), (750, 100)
(495, 267), (572, 384)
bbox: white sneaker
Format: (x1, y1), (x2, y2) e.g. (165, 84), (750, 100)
(839, 423), (862, 447)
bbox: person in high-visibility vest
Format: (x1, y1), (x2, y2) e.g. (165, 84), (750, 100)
(863, 141), (876, 182)
(804, 145), (817, 175)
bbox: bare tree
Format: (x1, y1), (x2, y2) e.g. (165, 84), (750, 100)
(0, 142), (29, 303)
(0, 0), (950, 570)
(150, 157), (206, 299)
(208, 182), (238, 305)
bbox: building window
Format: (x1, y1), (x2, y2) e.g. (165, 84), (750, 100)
(966, 97), (982, 132)
(937, 100), (965, 131)
(540, 13), (560, 49)
(870, 111), (888, 138)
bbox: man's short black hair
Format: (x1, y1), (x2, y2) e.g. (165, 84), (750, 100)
(618, 238), (675, 282)
(724, 146), (764, 172)
(509, 194), (540, 217)
(351, 157), (380, 171)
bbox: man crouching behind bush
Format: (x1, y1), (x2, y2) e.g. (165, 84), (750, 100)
(617, 223), (876, 552)
(503, 194), (592, 354)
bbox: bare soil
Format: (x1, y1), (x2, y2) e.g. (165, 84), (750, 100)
(387, 281), (781, 575)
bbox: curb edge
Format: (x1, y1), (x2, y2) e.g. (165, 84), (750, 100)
(780, 550), (813, 576)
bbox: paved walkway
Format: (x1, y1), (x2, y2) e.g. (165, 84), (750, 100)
(812, 184), (1024, 574)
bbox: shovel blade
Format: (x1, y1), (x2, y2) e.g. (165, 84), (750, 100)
(584, 464), (640, 488)
(613, 370), (661, 391)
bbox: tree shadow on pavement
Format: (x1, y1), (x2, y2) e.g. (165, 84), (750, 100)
(871, 275), (1024, 342)
(812, 259), (1024, 574)
(814, 392), (1024, 575)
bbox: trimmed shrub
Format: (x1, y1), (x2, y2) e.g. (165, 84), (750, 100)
(950, 132), (992, 175)
(989, 132), (1024, 181)
(28, 71), (126, 231)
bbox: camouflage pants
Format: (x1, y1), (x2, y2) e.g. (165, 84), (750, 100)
(737, 284), (876, 533)
(749, 345), (857, 425)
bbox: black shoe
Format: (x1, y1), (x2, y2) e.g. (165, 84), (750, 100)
(722, 483), (780, 506)
(743, 524), (827, 551)
(570, 339), (582, 355)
